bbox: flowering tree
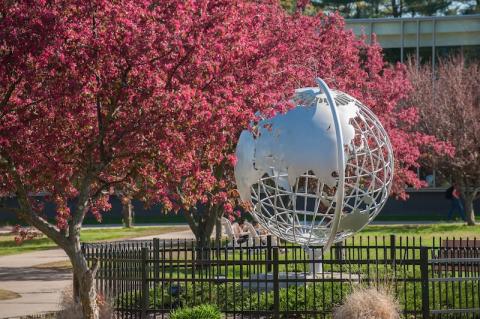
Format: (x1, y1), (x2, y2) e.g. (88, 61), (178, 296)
(405, 56), (479, 225)
(165, 6), (447, 249)
(0, 0), (297, 316)
(149, 1), (291, 248)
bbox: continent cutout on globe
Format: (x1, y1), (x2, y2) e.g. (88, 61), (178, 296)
(235, 87), (358, 204)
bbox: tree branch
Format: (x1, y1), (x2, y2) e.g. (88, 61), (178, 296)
(0, 77), (22, 110)
(183, 210), (198, 236)
(474, 187), (480, 200)
(90, 167), (135, 200)
(69, 170), (95, 242)
(165, 46), (194, 90)
(108, 65), (132, 120)
(0, 97), (50, 121)
(204, 204), (219, 237)
(2, 153), (68, 248)
(95, 95), (108, 163)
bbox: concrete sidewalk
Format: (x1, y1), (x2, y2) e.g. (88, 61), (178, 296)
(135, 229), (196, 241)
(0, 249), (70, 318)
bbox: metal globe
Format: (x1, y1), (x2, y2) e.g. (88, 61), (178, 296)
(234, 78), (394, 248)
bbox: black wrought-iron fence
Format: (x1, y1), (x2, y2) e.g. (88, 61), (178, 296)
(82, 236), (480, 318)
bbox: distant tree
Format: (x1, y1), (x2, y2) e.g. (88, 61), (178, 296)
(122, 196), (133, 227)
(280, 0), (297, 13)
(390, 0), (402, 17)
(116, 189), (134, 228)
(306, 0), (374, 18)
(461, 0), (480, 14)
(310, 0), (358, 17)
(403, 0), (452, 17)
(405, 56), (480, 225)
(287, 14), (449, 197)
(289, 0), (458, 17)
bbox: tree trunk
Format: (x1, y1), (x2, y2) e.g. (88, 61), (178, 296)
(194, 220), (212, 262)
(67, 236), (99, 319)
(391, 0), (399, 17)
(184, 204), (219, 262)
(76, 261), (99, 319)
(215, 215), (222, 247)
(464, 191), (477, 226)
(122, 197), (133, 228)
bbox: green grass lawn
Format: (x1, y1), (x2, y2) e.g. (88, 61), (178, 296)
(0, 214), (187, 227)
(359, 223), (480, 245)
(0, 226), (186, 256)
(1, 223), (479, 257)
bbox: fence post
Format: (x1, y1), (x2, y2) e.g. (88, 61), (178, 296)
(153, 238), (160, 284)
(390, 234), (397, 265)
(267, 235), (272, 272)
(334, 241), (345, 261)
(272, 247), (280, 319)
(141, 247), (149, 319)
(420, 246), (430, 319)
(108, 247), (113, 294)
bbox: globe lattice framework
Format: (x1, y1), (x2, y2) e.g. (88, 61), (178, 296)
(235, 78), (394, 248)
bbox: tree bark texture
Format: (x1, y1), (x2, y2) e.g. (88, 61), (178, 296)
(464, 191), (477, 226)
(215, 215), (222, 247)
(68, 245), (100, 319)
(184, 203), (222, 261)
(122, 197), (133, 228)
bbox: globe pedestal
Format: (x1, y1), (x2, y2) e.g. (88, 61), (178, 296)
(243, 271), (360, 292)
(243, 272), (309, 292)
(307, 247), (323, 277)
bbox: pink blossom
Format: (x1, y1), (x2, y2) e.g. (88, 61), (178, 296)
(0, 0), (442, 259)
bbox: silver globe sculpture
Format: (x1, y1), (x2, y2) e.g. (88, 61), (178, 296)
(234, 78), (394, 250)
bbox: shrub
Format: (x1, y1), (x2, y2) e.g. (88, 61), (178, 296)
(56, 288), (115, 319)
(333, 286), (400, 319)
(116, 280), (352, 315)
(169, 304), (222, 319)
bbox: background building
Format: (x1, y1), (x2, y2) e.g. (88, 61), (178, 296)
(346, 14), (480, 65)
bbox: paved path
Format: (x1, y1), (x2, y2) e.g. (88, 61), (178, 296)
(135, 229), (196, 241)
(0, 228), (192, 319)
(0, 249), (70, 318)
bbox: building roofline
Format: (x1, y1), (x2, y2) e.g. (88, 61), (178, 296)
(346, 14), (480, 24)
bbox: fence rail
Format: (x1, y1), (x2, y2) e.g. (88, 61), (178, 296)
(82, 235), (480, 318)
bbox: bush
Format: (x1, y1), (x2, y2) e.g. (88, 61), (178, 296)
(116, 280), (352, 316)
(169, 304), (222, 319)
(333, 287), (400, 319)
